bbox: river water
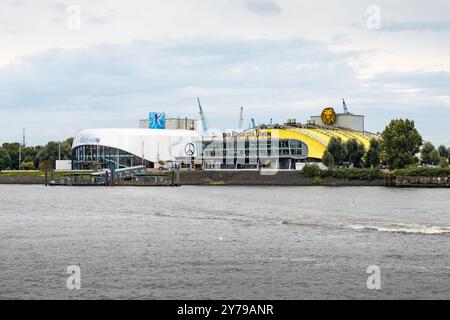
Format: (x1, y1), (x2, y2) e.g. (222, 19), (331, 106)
(0, 185), (449, 299)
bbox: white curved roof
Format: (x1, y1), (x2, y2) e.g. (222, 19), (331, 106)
(72, 128), (200, 163)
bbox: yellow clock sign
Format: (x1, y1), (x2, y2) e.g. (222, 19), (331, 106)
(321, 107), (337, 125)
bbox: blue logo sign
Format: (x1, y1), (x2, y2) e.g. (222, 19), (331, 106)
(149, 112), (165, 129)
(79, 136), (100, 144)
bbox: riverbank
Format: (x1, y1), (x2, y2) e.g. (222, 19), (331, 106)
(0, 170), (90, 185)
(180, 170), (386, 186)
(1, 168), (449, 187)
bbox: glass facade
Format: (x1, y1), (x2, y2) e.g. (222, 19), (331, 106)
(72, 145), (153, 170)
(198, 138), (308, 170)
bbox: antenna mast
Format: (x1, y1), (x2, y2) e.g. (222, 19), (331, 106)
(19, 128), (26, 170)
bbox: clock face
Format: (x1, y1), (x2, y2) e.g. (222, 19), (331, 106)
(321, 107), (337, 125)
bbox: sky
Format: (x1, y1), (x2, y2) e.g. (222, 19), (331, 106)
(0, 0), (450, 146)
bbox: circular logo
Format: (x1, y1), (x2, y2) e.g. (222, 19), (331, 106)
(321, 107), (337, 125)
(185, 143), (195, 156)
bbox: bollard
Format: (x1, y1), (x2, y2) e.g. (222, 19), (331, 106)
(176, 167), (180, 186)
(111, 168), (115, 186)
(50, 169), (56, 186)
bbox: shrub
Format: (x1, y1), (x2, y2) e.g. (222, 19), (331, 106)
(21, 161), (35, 170)
(323, 168), (384, 180)
(439, 157), (449, 169)
(392, 167), (450, 177)
(300, 165), (384, 181)
(300, 164), (322, 178)
(321, 150), (335, 168)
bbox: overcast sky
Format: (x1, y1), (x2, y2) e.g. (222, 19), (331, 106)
(1, 0), (450, 146)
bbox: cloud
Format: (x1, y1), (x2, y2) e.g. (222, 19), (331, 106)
(236, 0), (282, 16)
(382, 20), (450, 32)
(1, 1), (450, 146)
(0, 39), (358, 144)
(1, 38), (449, 146)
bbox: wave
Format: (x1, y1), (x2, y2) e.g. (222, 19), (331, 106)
(281, 219), (450, 236)
(350, 223), (450, 235)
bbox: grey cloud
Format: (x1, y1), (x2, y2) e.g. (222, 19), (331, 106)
(382, 20), (450, 32)
(8, 0), (28, 7)
(0, 39), (448, 145)
(85, 15), (113, 25)
(237, 0), (282, 16)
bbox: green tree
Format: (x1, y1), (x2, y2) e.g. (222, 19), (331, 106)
(326, 137), (347, 166)
(21, 161), (35, 170)
(36, 138), (73, 169)
(22, 146), (42, 169)
(439, 157), (449, 168)
(429, 149), (440, 166)
(381, 119), (422, 169)
(345, 139), (365, 168)
(0, 148), (13, 170)
(437, 145), (449, 158)
(1, 143), (20, 170)
(321, 150), (335, 168)
(420, 142), (435, 164)
(365, 138), (381, 168)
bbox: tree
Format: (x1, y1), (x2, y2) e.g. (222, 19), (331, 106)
(36, 138), (73, 169)
(21, 161), (35, 170)
(381, 119), (422, 169)
(345, 139), (365, 168)
(0, 137), (73, 171)
(1, 143), (20, 170)
(0, 148), (12, 170)
(438, 145), (449, 159)
(321, 150), (335, 168)
(365, 138), (381, 168)
(420, 142), (435, 164)
(326, 137), (347, 166)
(429, 149), (440, 166)
(439, 157), (449, 168)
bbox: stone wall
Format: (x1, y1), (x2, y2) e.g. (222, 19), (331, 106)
(180, 170), (385, 186)
(393, 176), (450, 188)
(0, 176), (45, 184)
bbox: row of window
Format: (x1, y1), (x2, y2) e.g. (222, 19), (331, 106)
(72, 145), (153, 170)
(200, 139), (308, 158)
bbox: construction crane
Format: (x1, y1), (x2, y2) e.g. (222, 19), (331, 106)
(238, 107), (244, 130)
(342, 98), (349, 113)
(197, 97), (208, 133)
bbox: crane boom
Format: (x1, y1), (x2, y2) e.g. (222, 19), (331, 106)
(342, 98), (349, 113)
(197, 97), (208, 133)
(238, 107), (244, 130)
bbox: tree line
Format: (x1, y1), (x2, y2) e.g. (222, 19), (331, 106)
(1, 119), (449, 171)
(321, 119), (450, 170)
(0, 138), (73, 171)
